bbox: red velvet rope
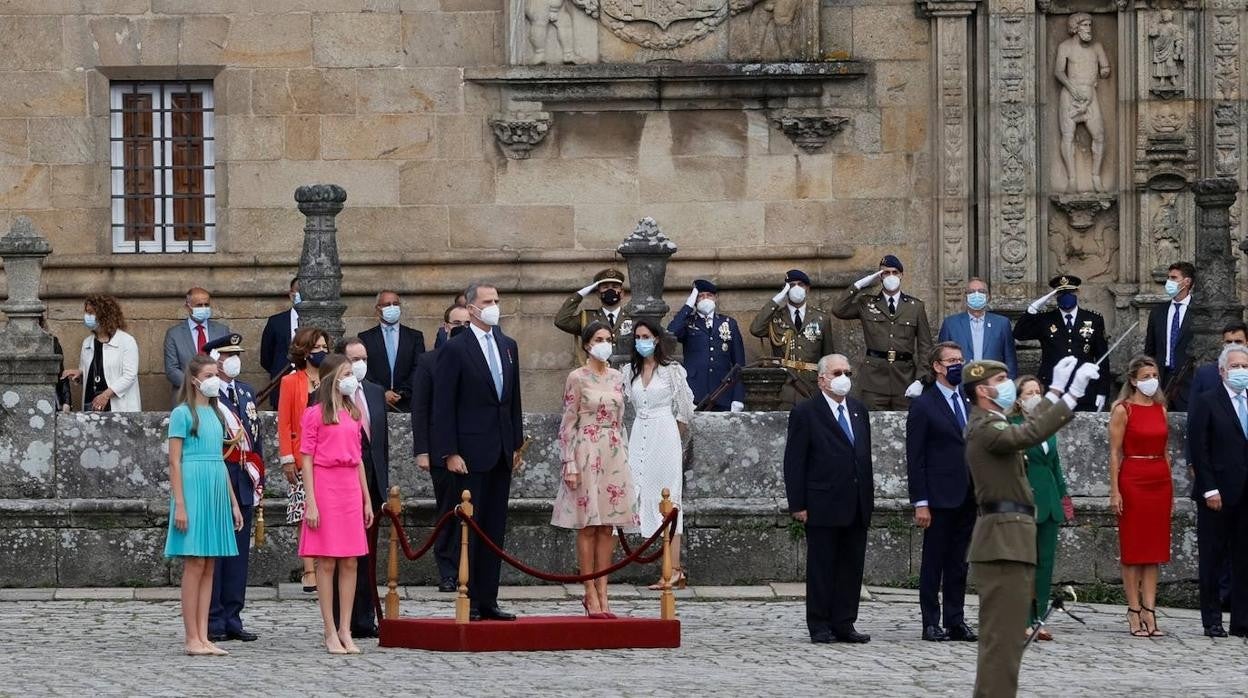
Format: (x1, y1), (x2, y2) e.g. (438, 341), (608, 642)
(383, 508), (459, 562)
(616, 526), (670, 565)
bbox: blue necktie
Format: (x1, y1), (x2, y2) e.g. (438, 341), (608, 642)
(485, 332), (504, 400)
(1236, 394), (1248, 438)
(837, 404), (854, 445)
(951, 392), (966, 430)
(1167, 302), (1181, 369)
(384, 325), (398, 381)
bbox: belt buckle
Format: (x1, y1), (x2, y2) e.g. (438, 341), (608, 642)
(887, 350), (896, 363)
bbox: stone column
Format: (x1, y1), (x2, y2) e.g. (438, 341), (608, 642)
(1190, 178), (1242, 364)
(294, 184), (348, 343)
(615, 217), (677, 360)
(1206, 2), (1247, 247)
(918, 0), (979, 315)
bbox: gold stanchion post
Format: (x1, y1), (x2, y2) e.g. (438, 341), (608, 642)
(384, 485), (402, 621)
(455, 489), (474, 625)
(659, 488), (676, 620)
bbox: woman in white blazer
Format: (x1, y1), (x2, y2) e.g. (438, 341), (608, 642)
(62, 295), (141, 412)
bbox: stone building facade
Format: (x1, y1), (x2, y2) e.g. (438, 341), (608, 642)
(0, 0), (1244, 408)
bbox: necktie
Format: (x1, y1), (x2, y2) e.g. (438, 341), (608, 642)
(195, 324), (207, 353)
(888, 297), (896, 315)
(837, 404), (854, 445)
(794, 309), (803, 332)
(354, 389), (370, 441)
(1065, 313), (1074, 333)
(485, 332), (504, 400)
(227, 386), (236, 405)
(607, 312), (616, 328)
(951, 392), (966, 430)
(1237, 394), (1248, 438)
(385, 325), (398, 383)
(1168, 302), (1182, 369)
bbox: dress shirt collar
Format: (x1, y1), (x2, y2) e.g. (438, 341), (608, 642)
(1225, 383), (1245, 401)
(822, 391), (848, 413)
(1062, 305), (1079, 318)
(187, 316), (205, 332)
(470, 324), (493, 343)
(883, 290), (901, 304)
(969, 312), (984, 324)
(1173, 294), (1192, 309)
(935, 381), (960, 402)
(787, 303), (805, 319)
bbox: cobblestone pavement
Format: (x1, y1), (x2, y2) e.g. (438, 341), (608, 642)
(0, 585), (1241, 697)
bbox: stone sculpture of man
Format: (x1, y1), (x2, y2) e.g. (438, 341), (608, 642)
(526, 0), (579, 65)
(1149, 10), (1183, 90)
(1055, 12), (1111, 192)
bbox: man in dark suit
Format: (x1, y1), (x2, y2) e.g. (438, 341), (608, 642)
(1144, 262), (1195, 410)
(668, 279), (746, 411)
(359, 290), (426, 413)
(413, 304), (473, 592)
(162, 287), (230, 403)
(334, 337), (390, 638)
(259, 277), (299, 408)
(937, 277), (1017, 376)
(204, 334), (262, 643)
(432, 282), (524, 621)
(1013, 274), (1109, 411)
(906, 341), (978, 642)
(1187, 343), (1248, 638)
(783, 353), (874, 644)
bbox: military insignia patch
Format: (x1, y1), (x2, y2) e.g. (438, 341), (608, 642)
(246, 402), (257, 422)
(718, 322), (732, 342)
(803, 323), (820, 341)
(993, 422), (1007, 430)
(1049, 324), (1058, 334)
(618, 319), (633, 336)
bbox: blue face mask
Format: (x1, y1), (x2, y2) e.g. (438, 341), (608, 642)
(308, 350), (328, 367)
(292, 292), (302, 306)
(945, 363), (964, 386)
(381, 305), (401, 325)
(1163, 280), (1180, 298)
(635, 338), (656, 358)
(990, 379), (1017, 411)
(1056, 292), (1078, 311)
(83, 313), (98, 330)
(191, 306), (212, 323)
(966, 292), (988, 311)
(1228, 368), (1248, 392)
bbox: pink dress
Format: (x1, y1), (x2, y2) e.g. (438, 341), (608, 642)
(297, 405), (368, 558)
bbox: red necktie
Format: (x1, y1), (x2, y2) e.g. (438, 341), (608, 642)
(195, 324), (207, 353)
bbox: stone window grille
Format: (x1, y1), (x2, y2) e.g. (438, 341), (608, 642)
(108, 81), (216, 253)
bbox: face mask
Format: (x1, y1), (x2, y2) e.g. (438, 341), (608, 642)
(1227, 368), (1248, 392)
(945, 363), (963, 386)
(1135, 377), (1160, 397)
(222, 355), (242, 379)
(1020, 395), (1043, 413)
(787, 285), (807, 305)
(599, 289), (621, 307)
(696, 299), (716, 316)
(827, 374), (852, 397)
(1163, 280), (1181, 298)
(292, 292), (302, 305)
(83, 313), (98, 330)
(882, 275), (901, 293)
(990, 379), (1017, 411)
(380, 305), (401, 325)
(966, 292), (988, 311)
(449, 325), (467, 339)
(635, 338), (656, 358)
(191, 306), (212, 323)
(337, 376), (359, 396)
(1056, 292), (1077, 311)
(351, 359), (368, 382)
(478, 304), (501, 327)
(308, 350), (327, 367)
(588, 342), (614, 362)
(197, 376), (222, 398)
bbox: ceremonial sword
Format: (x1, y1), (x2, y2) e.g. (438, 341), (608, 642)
(1023, 585), (1086, 652)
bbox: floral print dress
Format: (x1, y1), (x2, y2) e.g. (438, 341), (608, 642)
(551, 366), (640, 530)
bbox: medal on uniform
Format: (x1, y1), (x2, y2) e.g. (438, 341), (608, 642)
(1084, 344), (1091, 353)
(1079, 321), (1094, 340)
(721, 343), (729, 352)
(1049, 324), (1058, 335)
(619, 319), (633, 336)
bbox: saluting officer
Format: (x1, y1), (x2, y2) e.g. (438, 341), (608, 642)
(668, 279), (746, 412)
(962, 355), (1097, 698)
(749, 269), (836, 410)
(554, 268), (632, 358)
(831, 255), (934, 410)
(1012, 274), (1110, 411)
(204, 333), (263, 644)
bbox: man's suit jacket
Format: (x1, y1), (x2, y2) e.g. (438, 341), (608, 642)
(905, 384), (971, 509)
(1188, 363), (1221, 408)
(1013, 307), (1109, 407)
(260, 308), (295, 377)
(218, 379), (261, 507)
(667, 306), (745, 409)
(431, 327), (523, 472)
(359, 379), (390, 506)
(163, 319), (230, 391)
(1187, 386), (1248, 506)
(783, 395), (874, 528)
(411, 347), (440, 459)
(359, 323), (426, 411)
(1143, 301), (1194, 410)
(937, 311), (1018, 377)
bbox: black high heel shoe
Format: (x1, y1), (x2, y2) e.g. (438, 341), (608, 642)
(1127, 607), (1149, 637)
(1141, 607), (1165, 637)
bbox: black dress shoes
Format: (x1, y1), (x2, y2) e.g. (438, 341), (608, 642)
(1204, 624), (1228, 638)
(922, 625), (947, 642)
(352, 626), (379, 639)
(946, 623), (978, 642)
(227, 629), (258, 642)
(207, 632), (229, 642)
(810, 631), (835, 644)
(476, 605), (517, 621)
(833, 628), (871, 644)
(469, 608), (482, 622)
(1228, 626), (1248, 638)
(438, 577), (457, 593)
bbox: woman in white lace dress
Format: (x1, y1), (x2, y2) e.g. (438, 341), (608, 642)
(620, 319), (695, 589)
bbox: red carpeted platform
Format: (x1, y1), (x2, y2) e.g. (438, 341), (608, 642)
(379, 616), (681, 652)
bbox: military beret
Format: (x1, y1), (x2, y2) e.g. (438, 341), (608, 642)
(879, 255), (904, 272)
(202, 333), (245, 356)
(693, 279), (718, 294)
(785, 269), (811, 285)
(1048, 274), (1082, 291)
(594, 268), (626, 284)
(962, 359), (1008, 387)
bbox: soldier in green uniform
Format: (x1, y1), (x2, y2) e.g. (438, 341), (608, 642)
(554, 268), (632, 358)
(831, 255), (934, 410)
(749, 269), (836, 410)
(962, 354), (1099, 698)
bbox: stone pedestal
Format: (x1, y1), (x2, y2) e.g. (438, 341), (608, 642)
(740, 366), (789, 411)
(615, 217), (677, 360)
(1189, 178), (1242, 365)
(294, 185), (349, 343)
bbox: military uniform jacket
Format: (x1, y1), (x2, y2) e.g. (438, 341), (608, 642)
(218, 379), (262, 507)
(553, 294), (633, 355)
(830, 286), (934, 395)
(1013, 308), (1109, 404)
(668, 305), (745, 409)
(965, 399), (1072, 564)
(748, 301), (836, 365)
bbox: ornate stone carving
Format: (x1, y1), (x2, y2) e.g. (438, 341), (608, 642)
(488, 112), (552, 159)
(1212, 14), (1240, 180)
(1134, 103), (1195, 190)
(1050, 192), (1117, 230)
(769, 112), (848, 153)
(0, 217), (59, 384)
(742, 0), (814, 60)
(1148, 9), (1185, 98)
(988, 3), (1036, 291)
(1048, 197), (1119, 283)
(1190, 178), (1241, 364)
(615, 217), (677, 359)
(524, 0), (589, 64)
(1055, 12), (1111, 193)
(570, 0), (764, 50)
(1148, 192), (1181, 280)
(294, 184), (348, 342)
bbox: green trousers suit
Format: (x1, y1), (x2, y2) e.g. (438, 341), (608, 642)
(1014, 415), (1068, 625)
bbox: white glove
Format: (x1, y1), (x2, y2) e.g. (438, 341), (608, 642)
(854, 270), (883, 290)
(1050, 355), (1078, 393)
(686, 287), (699, 308)
(1095, 394), (1106, 411)
(730, 401), (744, 413)
(1066, 362), (1101, 399)
(772, 283), (790, 304)
(1027, 289), (1058, 314)
(904, 380), (923, 398)
(577, 280), (602, 298)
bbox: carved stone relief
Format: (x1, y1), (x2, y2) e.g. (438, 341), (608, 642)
(1148, 9), (1184, 98)
(1148, 192), (1181, 281)
(769, 112), (848, 153)
(1048, 208), (1119, 283)
(731, 0), (817, 60)
(488, 112), (553, 158)
(1052, 12), (1113, 194)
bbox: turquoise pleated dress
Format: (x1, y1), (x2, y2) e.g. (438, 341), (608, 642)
(164, 404), (238, 558)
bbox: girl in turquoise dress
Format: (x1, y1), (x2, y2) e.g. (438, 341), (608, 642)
(165, 354), (243, 657)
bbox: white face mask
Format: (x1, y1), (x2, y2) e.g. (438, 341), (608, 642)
(696, 298), (716, 316)
(222, 355), (242, 379)
(588, 342), (614, 362)
(827, 374), (852, 397)
(477, 304), (500, 326)
(1020, 395), (1043, 413)
(351, 359), (368, 382)
(338, 376), (360, 396)
(1136, 377), (1160, 397)
(197, 376), (222, 398)
(882, 275), (901, 293)
(788, 285), (807, 305)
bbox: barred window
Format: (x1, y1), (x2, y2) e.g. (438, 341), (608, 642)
(109, 82), (216, 253)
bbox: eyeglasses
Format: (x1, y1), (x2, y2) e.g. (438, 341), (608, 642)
(938, 358), (963, 366)
(824, 370), (853, 378)
(447, 320), (470, 327)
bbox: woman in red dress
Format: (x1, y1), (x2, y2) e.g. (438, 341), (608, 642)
(1107, 355), (1173, 637)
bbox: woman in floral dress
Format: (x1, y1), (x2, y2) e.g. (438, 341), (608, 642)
(552, 322), (640, 618)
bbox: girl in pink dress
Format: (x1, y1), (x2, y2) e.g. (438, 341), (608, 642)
(298, 354), (374, 654)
